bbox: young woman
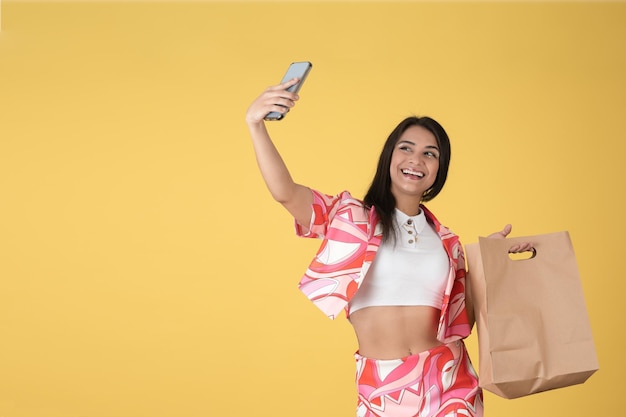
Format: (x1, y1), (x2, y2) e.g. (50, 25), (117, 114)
(246, 78), (530, 417)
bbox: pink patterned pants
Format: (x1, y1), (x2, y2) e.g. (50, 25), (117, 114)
(354, 340), (483, 417)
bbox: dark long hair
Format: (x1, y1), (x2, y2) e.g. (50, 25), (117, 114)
(363, 116), (451, 242)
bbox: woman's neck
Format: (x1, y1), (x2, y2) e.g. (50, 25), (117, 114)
(394, 196), (422, 217)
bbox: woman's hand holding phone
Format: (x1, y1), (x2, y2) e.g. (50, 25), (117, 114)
(246, 61), (312, 124)
(245, 78), (300, 125)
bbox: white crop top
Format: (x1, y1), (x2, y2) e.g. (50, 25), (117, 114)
(348, 208), (450, 314)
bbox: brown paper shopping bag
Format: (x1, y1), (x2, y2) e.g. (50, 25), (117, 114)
(466, 231), (598, 399)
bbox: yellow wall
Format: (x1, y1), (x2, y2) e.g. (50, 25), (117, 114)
(1, 1), (624, 416)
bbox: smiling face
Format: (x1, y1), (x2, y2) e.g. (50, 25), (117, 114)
(389, 125), (440, 212)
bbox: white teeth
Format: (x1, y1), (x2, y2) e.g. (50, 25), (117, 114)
(402, 169), (424, 178)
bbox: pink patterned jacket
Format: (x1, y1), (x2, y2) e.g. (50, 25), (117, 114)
(295, 189), (472, 343)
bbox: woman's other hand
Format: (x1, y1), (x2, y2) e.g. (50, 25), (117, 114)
(487, 224), (533, 253)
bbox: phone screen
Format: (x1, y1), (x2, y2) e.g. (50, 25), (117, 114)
(265, 61), (312, 121)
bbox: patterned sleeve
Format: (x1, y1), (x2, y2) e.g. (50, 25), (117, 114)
(294, 189), (350, 239)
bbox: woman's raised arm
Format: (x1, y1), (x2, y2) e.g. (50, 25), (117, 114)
(246, 78), (313, 229)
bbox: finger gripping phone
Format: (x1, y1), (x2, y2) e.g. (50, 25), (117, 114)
(264, 61), (313, 121)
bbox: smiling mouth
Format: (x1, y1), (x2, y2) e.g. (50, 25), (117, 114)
(402, 168), (425, 179)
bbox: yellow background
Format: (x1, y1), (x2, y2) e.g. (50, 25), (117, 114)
(1, 1), (624, 416)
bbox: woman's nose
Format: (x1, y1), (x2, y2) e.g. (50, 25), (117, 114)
(409, 155), (422, 165)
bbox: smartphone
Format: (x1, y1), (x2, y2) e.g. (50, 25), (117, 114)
(264, 61), (313, 121)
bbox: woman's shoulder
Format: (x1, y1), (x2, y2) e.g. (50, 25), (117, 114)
(311, 188), (366, 208)
(421, 205), (460, 240)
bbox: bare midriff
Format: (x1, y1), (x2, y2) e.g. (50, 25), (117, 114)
(348, 305), (442, 360)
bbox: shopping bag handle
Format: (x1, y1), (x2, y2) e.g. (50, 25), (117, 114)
(508, 247), (537, 261)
